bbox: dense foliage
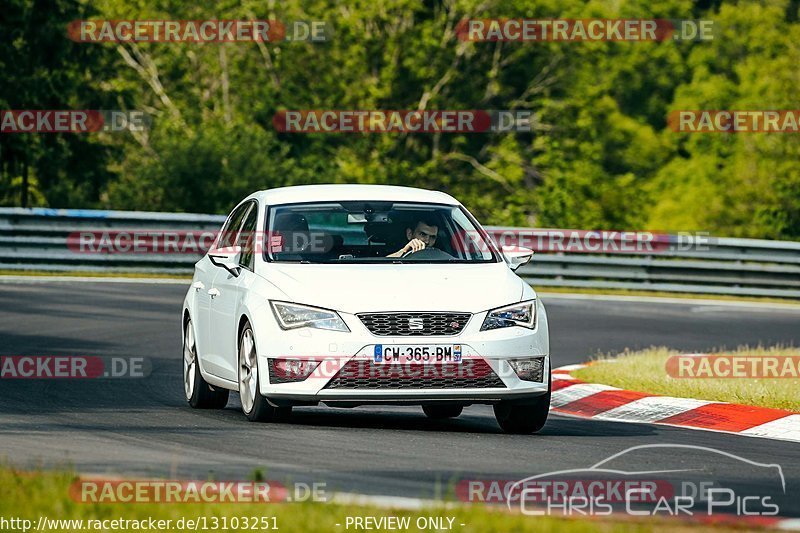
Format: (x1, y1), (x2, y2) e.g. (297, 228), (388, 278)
(1, 0), (799, 239)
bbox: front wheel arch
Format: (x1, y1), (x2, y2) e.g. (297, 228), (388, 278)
(237, 319), (291, 422)
(238, 313), (251, 343)
(184, 315), (229, 409)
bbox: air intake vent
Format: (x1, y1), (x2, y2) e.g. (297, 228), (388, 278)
(324, 360), (504, 389)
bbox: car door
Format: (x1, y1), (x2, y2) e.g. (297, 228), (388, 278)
(198, 202), (251, 380)
(190, 255), (216, 361)
(205, 200), (258, 383)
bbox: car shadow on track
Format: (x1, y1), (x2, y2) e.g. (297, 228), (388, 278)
(204, 402), (659, 438)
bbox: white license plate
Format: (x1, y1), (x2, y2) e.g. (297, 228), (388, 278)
(373, 344), (463, 364)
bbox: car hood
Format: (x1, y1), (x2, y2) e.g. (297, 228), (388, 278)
(261, 262), (525, 314)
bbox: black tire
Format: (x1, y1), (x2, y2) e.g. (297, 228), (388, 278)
(184, 318), (229, 409)
(493, 365), (551, 434)
(422, 405), (463, 419)
(238, 323), (292, 423)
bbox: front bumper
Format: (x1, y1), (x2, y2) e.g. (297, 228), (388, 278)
(254, 302), (550, 405)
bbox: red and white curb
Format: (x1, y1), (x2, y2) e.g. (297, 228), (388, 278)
(550, 363), (800, 444)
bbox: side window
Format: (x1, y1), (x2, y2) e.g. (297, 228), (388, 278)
(238, 203), (258, 270)
(217, 203), (250, 250)
(450, 208), (495, 261)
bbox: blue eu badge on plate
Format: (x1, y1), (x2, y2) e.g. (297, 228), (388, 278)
(373, 345), (383, 362)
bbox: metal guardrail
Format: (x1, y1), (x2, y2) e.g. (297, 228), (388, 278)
(0, 207), (226, 274)
(1, 207), (799, 298)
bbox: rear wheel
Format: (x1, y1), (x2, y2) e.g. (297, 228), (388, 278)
(239, 322), (292, 422)
(494, 365), (551, 434)
(422, 405), (463, 419)
(184, 318), (229, 409)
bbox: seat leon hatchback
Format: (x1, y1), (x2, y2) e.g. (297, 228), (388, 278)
(182, 184), (551, 433)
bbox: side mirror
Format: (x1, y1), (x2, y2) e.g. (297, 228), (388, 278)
(502, 245), (533, 271)
(208, 245), (242, 277)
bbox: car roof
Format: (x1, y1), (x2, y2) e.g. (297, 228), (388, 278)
(245, 184), (460, 206)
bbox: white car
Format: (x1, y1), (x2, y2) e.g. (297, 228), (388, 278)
(182, 184), (551, 433)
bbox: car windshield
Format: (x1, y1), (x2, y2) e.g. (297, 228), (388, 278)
(264, 201), (499, 264)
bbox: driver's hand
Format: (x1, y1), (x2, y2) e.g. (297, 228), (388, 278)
(402, 238), (426, 254)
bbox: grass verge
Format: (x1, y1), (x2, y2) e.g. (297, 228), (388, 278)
(573, 346), (800, 411)
(0, 467), (739, 533)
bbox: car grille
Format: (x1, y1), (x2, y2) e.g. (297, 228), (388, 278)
(323, 360), (505, 390)
(357, 312), (471, 336)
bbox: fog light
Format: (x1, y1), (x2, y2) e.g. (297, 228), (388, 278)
(508, 357), (545, 382)
(268, 358), (320, 383)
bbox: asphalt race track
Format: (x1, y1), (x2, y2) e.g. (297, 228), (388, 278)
(1, 280), (799, 516)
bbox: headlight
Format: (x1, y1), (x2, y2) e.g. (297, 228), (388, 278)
(269, 301), (350, 332)
(480, 300), (536, 331)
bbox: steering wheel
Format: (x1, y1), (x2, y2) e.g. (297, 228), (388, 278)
(401, 247), (453, 260)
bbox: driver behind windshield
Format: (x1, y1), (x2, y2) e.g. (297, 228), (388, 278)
(387, 217), (438, 257)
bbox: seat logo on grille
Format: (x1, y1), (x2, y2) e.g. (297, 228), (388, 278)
(408, 318), (424, 330)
